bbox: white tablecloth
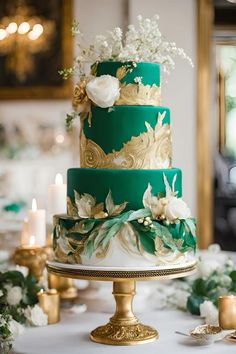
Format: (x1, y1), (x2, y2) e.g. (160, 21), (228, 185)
(13, 309), (235, 354)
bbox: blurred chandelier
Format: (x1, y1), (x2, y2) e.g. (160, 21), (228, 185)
(0, 0), (54, 82)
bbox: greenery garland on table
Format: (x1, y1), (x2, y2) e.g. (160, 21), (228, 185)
(156, 245), (236, 325)
(0, 270), (47, 353)
(186, 256), (236, 316)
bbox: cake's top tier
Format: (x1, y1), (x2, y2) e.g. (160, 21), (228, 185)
(91, 61), (161, 106)
(96, 61), (160, 86)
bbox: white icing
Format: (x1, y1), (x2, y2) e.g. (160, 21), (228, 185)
(81, 237), (191, 267)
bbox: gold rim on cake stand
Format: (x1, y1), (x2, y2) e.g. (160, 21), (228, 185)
(47, 260), (197, 346)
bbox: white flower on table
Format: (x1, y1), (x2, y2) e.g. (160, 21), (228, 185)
(24, 305), (48, 327)
(197, 259), (222, 278)
(5, 285), (23, 306)
(200, 300), (219, 326)
(9, 319), (25, 339)
(86, 75), (120, 108)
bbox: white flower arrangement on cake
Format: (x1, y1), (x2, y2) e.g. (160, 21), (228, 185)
(60, 15), (193, 128)
(67, 15), (193, 77)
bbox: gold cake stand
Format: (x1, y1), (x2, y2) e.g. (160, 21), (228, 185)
(47, 260), (196, 346)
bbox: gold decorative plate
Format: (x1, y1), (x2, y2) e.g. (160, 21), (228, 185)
(47, 259), (197, 281)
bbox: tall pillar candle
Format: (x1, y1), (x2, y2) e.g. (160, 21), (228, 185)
(48, 173), (67, 216)
(28, 198), (46, 246)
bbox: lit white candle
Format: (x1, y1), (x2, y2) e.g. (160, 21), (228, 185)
(29, 235), (36, 247)
(48, 173), (67, 216)
(28, 198), (46, 246)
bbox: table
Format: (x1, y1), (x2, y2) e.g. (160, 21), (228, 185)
(13, 309), (235, 354)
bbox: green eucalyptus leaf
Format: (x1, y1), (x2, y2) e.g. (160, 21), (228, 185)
(138, 232), (156, 254)
(127, 208), (151, 221)
(184, 232), (197, 248)
(152, 221), (178, 251)
(184, 218), (196, 236)
(192, 278), (207, 296)
(131, 221), (156, 239)
(0, 271), (25, 287)
(230, 270), (236, 283)
(187, 295), (204, 315)
(101, 221), (123, 249)
(94, 219), (121, 249)
(206, 279), (217, 292)
(131, 221), (156, 254)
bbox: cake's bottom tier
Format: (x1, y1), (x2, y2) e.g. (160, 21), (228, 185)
(53, 213), (196, 268)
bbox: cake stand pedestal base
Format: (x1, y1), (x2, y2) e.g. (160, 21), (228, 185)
(47, 260), (196, 346)
(90, 280), (157, 345)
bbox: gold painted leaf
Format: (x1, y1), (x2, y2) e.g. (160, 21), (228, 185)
(88, 111), (92, 127)
(91, 202), (105, 218)
(70, 220), (95, 234)
(116, 66), (127, 80)
(90, 62), (98, 76)
(67, 197), (78, 217)
(74, 190), (96, 218)
(95, 242), (110, 259)
(105, 190), (128, 216)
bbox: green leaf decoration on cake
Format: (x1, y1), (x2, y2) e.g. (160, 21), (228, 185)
(131, 222), (156, 254)
(127, 208), (151, 221)
(94, 220), (123, 250)
(54, 179), (197, 263)
(105, 190), (128, 216)
(151, 221), (179, 251)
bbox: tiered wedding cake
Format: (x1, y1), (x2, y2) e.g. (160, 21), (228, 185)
(53, 16), (196, 267)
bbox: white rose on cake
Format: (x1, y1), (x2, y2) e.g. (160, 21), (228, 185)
(142, 183), (164, 219)
(86, 75), (120, 108)
(164, 197), (191, 221)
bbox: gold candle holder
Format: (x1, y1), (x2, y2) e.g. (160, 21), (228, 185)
(13, 246), (48, 282)
(37, 289), (60, 324)
(219, 295), (236, 330)
(48, 273), (78, 300)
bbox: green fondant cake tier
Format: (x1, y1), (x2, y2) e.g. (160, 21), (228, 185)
(96, 61), (160, 86)
(81, 106), (172, 169)
(67, 168), (182, 211)
(83, 106), (170, 153)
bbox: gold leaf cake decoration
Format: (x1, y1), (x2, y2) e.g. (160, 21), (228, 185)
(80, 111), (172, 169)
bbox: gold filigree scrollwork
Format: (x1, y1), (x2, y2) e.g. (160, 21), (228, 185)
(91, 322), (158, 344)
(80, 112), (172, 169)
(115, 83), (161, 106)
